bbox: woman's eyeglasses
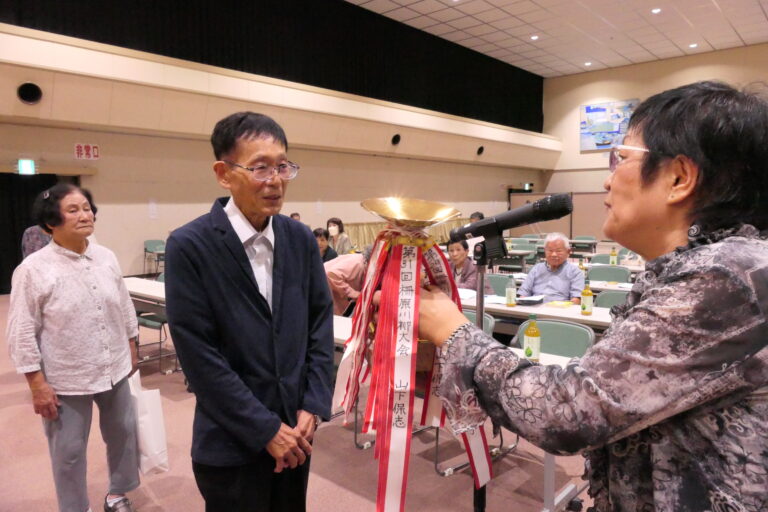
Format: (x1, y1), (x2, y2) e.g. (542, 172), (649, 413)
(608, 144), (649, 173)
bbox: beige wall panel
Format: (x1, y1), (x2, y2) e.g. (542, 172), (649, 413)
(51, 73), (112, 125)
(203, 97), (267, 135)
(543, 43), (768, 172)
(571, 193), (608, 239)
(0, 63), (54, 119)
(109, 82), (163, 131)
(159, 89), (208, 134)
(3, 121), (541, 275)
(546, 169), (609, 193)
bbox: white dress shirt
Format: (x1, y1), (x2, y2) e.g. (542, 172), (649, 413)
(224, 198), (275, 309)
(6, 241), (139, 395)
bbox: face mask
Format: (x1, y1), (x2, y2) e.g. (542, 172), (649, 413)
(328, 225), (339, 237)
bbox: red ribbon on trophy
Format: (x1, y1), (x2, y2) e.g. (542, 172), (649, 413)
(333, 198), (493, 512)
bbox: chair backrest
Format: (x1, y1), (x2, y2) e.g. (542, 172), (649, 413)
(522, 234), (541, 239)
(463, 310), (496, 336)
(486, 274), (512, 296)
(144, 239), (165, 252)
(156, 272), (165, 283)
(617, 248), (637, 261)
(514, 319), (594, 358)
(590, 253), (611, 264)
(588, 265), (632, 283)
(509, 238), (530, 245)
(512, 242), (538, 263)
(595, 290), (629, 308)
(573, 235), (596, 241)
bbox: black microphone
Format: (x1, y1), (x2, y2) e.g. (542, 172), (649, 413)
(450, 193), (573, 243)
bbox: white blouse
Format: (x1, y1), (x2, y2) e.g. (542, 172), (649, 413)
(6, 241), (138, 395)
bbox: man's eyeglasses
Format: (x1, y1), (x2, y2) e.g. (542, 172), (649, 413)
(609, 144), (649, 173)
(224, 161), (300, 182)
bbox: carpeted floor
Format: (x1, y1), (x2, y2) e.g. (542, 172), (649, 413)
(0, 294), (591, 511)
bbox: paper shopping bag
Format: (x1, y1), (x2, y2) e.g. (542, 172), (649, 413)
(128, 372), (170, 475)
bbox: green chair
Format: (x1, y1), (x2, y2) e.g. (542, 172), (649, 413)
(572, 235), (596, 252)
(486, 274), (512, 296)
(136, 272), (176, 373)
(143, 239), (166, 274)
(509, 238), (530, 245)
(590, 253), (611, 264)
(522, 234), (541, 239)
(463, 310), (496, 336)
(588, 265), (632, 283)
(513, 319), (594, 358)
(618, 248), (637, 261)
(595, 290), (629, 308)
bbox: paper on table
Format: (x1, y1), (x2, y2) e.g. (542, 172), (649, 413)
(546, 301), (573, 308)
(483, 295), (507, 305)
(617, 283), (633, 290)
(457, 288), (477, 300)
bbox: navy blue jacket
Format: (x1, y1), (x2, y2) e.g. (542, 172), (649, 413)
(165, 198), (334, 466)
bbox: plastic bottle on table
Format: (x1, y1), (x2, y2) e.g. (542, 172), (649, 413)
(523, 314), (540, 363)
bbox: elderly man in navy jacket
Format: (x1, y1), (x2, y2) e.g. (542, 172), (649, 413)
(165, 112), (334, 512)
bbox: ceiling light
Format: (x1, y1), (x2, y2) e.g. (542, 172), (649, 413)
(584, 61), (592, 66)
(689, 43), (698, 48)
(651, 8), (661, 14)
(530, 35), (539, 40)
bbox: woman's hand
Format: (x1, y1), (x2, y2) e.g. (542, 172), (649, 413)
(25, 371), (60, 420)
(129, 338), (139, 375)
(418, 286), (469, 346)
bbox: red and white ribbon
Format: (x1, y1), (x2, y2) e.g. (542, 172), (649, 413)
(332, 228), (492, 512)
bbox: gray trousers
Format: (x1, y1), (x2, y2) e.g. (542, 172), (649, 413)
(43, 376), (140, 512)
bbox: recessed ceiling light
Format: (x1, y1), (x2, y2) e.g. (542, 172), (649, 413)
(584, 62), (592, 66)
(689, 43), (698, 48)
(530, 35), (539, 40)
(651, 8), (661, 14)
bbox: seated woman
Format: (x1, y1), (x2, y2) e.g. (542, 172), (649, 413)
(313, 227), (338, 263)
(327, 217), (352, 255)
(418, 82), (768, 511)
(447, 240), (493, 294)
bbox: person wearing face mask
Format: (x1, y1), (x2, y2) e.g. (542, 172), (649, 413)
(164, 112), (334, 512)
(326, 217), (352, 255)
(7, 184), (140, 512)
(517, 232), (584, 303)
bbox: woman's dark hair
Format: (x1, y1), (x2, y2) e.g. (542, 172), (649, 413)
(469, 211), (484, 221)
(628, 80), (768, 231)
(327, 217), (345, 233)
(448, 240), (469, 251)
(313, 227), (329, 239)
(32, 183), (98, 233)
(211, 111), (288, 160)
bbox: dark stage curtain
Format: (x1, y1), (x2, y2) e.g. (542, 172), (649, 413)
(0, 173), (58, 294)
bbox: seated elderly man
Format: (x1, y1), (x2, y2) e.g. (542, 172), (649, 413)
(518, 232), (584, 303)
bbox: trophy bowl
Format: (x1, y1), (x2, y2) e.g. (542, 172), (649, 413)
(361, 197), (461, 228)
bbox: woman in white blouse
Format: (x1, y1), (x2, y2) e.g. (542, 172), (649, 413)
(6, 184), (140, 512)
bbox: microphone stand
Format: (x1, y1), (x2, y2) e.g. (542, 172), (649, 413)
(470, 233), (506, 512)
(473, 241), (488, 512)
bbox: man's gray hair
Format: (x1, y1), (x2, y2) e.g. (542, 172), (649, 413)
(544, 232), (570, 249)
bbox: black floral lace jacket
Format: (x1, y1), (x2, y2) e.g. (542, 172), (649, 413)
(438, 225), (768, 511)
